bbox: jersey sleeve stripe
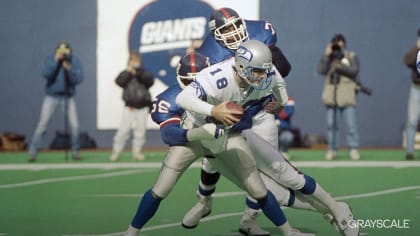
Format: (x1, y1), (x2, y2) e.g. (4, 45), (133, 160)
(160, 116), (181, 128)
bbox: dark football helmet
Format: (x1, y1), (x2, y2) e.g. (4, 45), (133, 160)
(208, 8), (248, 50)
(176, 52), (210, 88)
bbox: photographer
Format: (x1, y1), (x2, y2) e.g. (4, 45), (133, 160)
(28, 41), (84, 162)
(317, 34), (361, 161)
(110, 51), (154, 161)
(403, 27), (420, 160)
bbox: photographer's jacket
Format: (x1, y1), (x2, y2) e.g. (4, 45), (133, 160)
(42, 54), (83, 97)
(116, 68), (154, 109)
(317, 50), (359, 107)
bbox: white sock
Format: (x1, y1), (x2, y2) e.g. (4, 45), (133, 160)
(278, 220), (292, 235)
(125, 225), (139, 236)
(310, 183), (339, 216)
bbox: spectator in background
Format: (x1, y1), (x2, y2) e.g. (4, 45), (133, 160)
(110, 51), (154, 161)
(275, 96), (295, 160)
(317, 34), (361, 161)
(28, 41), (84, 162)
(403, 28), (420, 160)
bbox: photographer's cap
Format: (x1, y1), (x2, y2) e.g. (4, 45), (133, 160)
(331, 33), (346, 44)
(55, 41), (71, 54)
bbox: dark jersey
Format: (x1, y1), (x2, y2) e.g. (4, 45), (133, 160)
(151, 84), (188, 146)
(197, 20), (277, 64)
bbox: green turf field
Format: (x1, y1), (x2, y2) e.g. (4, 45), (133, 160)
(0, 149), (419, 236)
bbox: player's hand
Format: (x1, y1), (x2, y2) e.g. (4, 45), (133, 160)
(264, 101), (283, 114)
(186, 123), (225, 141)
(211, 101), (242, 126)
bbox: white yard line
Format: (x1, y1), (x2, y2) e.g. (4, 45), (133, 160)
(1, 161), (420, 171)
(0, 169), (150, 189)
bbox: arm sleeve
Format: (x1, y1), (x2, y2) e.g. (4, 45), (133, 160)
(334, 53), (359, 79)
(42, 55), (61, 81)
(160, 122), (189, 146)
(67, 57), (84, 85)
(271, 70), (288, 106)
(270, 46), (291, 78)
(404, 47), (419, 69)
(176, 85), (213, 116)
(115, 71), (132, 88)
(317, 55), (331, 76)
(138, 69), (155, 89)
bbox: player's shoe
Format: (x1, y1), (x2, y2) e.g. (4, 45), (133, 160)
(124, 225), (139, 236)
(238, 208), (270, 236)
(349, 149), (360, 160)
(334, 202), (359, 236)
(325, 150), (336, 160)
(109, 153), (119, 161)
(133, 153), (146, 161)
(182, 194), (212, 228)
(285, 229), (315, 236)
(323, 212), (341, 233)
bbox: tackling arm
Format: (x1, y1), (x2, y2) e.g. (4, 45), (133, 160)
(270, 70), (289, 106)
(270, 46), (291, 78)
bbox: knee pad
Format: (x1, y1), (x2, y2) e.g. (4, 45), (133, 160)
(298, 174), (316, 195)
(286, 189), (295, 207)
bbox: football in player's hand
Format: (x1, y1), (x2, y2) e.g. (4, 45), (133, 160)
(226, 101), (244, 120)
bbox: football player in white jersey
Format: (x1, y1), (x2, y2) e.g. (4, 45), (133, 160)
(177, 40), (358, 236)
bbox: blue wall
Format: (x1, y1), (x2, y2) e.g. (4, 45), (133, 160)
(0, 0), (419, 149)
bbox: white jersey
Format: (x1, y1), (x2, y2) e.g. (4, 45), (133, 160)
(176, 57), (288, 152)
(177, 57), (288, 128)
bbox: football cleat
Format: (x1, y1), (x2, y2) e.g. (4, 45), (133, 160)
(238, 207), (270, 236)
(334, 202), (359, 236)
(323, 212), (341, 233)
(182, 194), (212, 228)
(285, 229), (315, 236)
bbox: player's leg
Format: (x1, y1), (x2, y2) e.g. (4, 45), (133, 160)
(215, 135), (314, 236)
(125, 145), (199, 236)
(182, 157), (220, 228)
(243, 129), (358, 235)
(237, 114), (282, 236)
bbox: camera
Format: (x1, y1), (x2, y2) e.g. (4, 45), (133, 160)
(62, 53), (72, 62)
(329, 43), (344, 61)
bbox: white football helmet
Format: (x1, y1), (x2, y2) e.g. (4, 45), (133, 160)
(235, 40), (273, 90)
